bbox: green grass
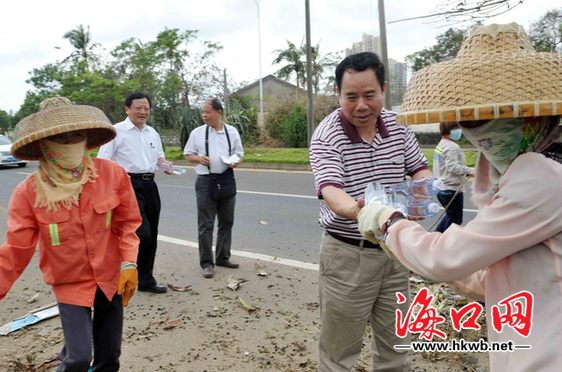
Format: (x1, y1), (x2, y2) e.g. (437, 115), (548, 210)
(243, 147), (310, 164)
(164, 146), (310, 164)
(148, 146), (478, 168)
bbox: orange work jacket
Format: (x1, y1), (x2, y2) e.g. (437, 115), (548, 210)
(0, 158), (141, 306)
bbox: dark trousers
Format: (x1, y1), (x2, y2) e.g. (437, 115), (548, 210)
(436, 190), (464, 233)
(130, 176), (161, 287)
(195, 175), (236, 268)
(57, 288), (123, 372)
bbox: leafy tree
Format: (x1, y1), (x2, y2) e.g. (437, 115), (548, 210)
(62, 24), (100, 72)
(0, 110), (11, 133)
(529, 8), (562, 53)
(273, 41), (305, 90)
(406, 28), (466, 72)
(273, 40), (340, 96)
(227, 97), (258, 145)
(280, 103), (308, 148)
(302, 44), (340, 95)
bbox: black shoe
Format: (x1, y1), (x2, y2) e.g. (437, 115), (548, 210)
(202, 265), (214, 279)
(216, 260), (239, 269)
(138, 283), (168, 293)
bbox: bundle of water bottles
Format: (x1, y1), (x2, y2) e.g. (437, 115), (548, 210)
(364, 177), (444, 219)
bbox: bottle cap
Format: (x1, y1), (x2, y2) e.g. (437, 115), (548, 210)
(432, 179), (444, 191)
(428, 202), (440, 214)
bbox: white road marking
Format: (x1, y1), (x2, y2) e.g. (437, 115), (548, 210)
(161, 184), (317, 200)
(239, 190), (316, 199)
(158, 234), (319, 271)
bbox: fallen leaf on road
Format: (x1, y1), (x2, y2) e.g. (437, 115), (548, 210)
(26, 293), (40, 304)
(255, 263), (268, 276)
(306, 302), (319, 311)
(293, 341), (307, 351)
(167, 283), (192, 292)
(238, 297), (258, 313)
(163, 318), (182, 330)
(227, 277), (247, 291)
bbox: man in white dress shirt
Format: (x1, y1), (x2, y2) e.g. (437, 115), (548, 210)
(183, 98), (244, 279)
(98, 92), (172, 293)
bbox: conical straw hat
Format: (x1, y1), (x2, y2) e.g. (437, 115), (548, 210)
(397, 23), (562, 125)
(12, 97), (116, 160)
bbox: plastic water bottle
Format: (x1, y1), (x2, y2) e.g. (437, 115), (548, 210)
(386, 177), (444, 197)
(159, 163), (187, 175)
(364, 178), (442, 219)
(171, 166), (187, 176)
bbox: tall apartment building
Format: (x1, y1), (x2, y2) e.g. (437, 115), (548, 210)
(345, 33), (382, 56)
(388, 58), (408, 107)
(345, 33), (408, 107)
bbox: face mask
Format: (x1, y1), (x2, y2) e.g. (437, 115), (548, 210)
(39, 139), (87, 178)
(449, 128), (462, 141)
(462, 117), (555, 174)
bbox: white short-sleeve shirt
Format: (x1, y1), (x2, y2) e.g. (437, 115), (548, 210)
(183, 123), (244, 175)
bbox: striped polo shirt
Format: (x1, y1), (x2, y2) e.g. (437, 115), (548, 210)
(309, 108), (428, 239)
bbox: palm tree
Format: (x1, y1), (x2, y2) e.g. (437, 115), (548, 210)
(272, 41), (305, 90)
(301, 43), (339, 95)
(62, 25), (99, 72)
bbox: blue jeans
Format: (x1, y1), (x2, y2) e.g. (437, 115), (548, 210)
(436, 190), (464, 233)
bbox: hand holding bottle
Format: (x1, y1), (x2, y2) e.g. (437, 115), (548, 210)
(364, 177), (442, 219)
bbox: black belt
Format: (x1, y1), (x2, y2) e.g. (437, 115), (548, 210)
(128, 173), (155, 180)
(326, 230), (381, 249)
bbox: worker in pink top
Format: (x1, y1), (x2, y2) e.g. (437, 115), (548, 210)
(0, 97), (142, 371)
(357, 23), (562, 371)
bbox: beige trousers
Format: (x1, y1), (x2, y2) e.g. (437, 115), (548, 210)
(318, 232), (411, 372)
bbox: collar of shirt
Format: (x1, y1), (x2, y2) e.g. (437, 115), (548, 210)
(207, 123), (226, 134)
(338, 109), (389, 143)
(124, 117), (147, 132)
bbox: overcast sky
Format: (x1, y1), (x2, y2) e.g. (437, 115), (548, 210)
(0, 0), (556, 112)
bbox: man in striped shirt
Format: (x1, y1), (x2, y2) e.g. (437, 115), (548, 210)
(309, 52), (431, 371)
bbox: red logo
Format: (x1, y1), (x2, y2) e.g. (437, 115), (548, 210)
(395, 289), (534, 340)
(491, 291), (533, 337)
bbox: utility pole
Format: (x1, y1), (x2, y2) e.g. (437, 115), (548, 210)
(305, 0), (314, 145)
(378, 0), (392, 110)
(255, 0), (264, 128)
(223, 68), (229, 117)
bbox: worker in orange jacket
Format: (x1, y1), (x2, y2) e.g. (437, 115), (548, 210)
(0, 97), (141, 371)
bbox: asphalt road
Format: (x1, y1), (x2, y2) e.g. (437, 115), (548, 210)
(0, 162), (477, 264)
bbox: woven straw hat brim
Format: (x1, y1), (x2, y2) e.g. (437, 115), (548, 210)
(397, 24), (562, 125)
(12, 104), (116, 160)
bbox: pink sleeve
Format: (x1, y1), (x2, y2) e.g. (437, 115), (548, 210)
(386, 155), (562, 283)
(450, 271), (487, 302)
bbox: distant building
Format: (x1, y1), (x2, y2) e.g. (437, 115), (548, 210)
(388, 58), (408, 107)
(345, 33), (407, 107)
(345, 33), (382, 56)
(232, 74), (306, 127)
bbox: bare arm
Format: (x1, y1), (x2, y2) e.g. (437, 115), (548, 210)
(321, 186), (365, 221)
(411, 168), (433, 180)
(186, 154), (209, 167)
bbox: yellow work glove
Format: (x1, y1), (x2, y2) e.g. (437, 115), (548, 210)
(357, 201), (397, 243)
(118, 262), (138, 307)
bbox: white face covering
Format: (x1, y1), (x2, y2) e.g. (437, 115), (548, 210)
(462, 117), (558, 174)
